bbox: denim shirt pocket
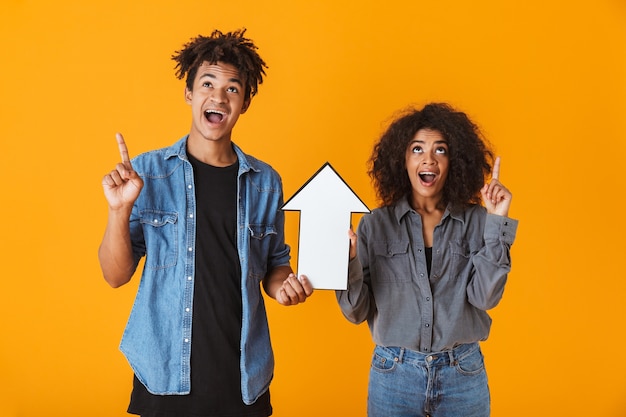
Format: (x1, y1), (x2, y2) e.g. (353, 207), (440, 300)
(447, 240), (471, 279)
(139, 209), (178, 270)
(372, 240), (411, 282)
(247, 224), (277, 278)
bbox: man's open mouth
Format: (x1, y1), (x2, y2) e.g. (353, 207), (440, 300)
(204, 110), (225, 123)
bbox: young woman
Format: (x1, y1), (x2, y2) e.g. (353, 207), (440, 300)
(337, 102), (518, 417)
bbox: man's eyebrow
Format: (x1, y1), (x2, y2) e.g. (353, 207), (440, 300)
(199, 72), (243, 86)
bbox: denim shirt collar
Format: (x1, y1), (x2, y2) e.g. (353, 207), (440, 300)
(393, 196), (466, 225)
(164, 135), (261, 174)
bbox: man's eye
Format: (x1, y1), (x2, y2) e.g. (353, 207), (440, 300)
(227, 86), (239, 93)
(202, 82), (212, 88)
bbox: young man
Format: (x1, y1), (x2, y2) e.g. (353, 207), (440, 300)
(99, 29), (313, 417)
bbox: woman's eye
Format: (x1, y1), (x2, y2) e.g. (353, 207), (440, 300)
(411, 146), (422, 153)
(436, 147), (447, 154)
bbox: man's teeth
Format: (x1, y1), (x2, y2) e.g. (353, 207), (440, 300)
(205, 110), (225, 122)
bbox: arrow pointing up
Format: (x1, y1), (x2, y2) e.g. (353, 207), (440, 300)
(282, 163), (370, 290)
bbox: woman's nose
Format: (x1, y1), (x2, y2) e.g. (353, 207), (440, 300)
(422, 154), (435, 164)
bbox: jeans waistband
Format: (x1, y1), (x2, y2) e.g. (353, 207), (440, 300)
(378, 342), (479, 366)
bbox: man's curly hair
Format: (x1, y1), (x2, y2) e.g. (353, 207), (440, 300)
(171, 29), (267, 101)
(369, 102), (494, 209)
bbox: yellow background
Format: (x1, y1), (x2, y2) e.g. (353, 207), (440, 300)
(1, 0), (625, 416)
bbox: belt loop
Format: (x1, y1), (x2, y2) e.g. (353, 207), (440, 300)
(448, 347), (457, 366)
(397, 347), (405, 364)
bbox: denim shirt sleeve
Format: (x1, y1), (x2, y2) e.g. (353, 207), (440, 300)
(129, 204), (145, 268)
(336, 216), (375, 324)
(467, 213), (518, 310)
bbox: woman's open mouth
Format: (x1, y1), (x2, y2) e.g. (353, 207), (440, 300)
(418, 172), (437, 184)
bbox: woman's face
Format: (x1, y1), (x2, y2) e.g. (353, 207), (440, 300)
(405, 128), (449, 202)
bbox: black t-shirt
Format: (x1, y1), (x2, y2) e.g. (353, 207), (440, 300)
(425, 246), (433, 278)
(128, 155), (271, 417)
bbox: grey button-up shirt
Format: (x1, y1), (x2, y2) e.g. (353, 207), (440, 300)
(336, 197), (518, 353)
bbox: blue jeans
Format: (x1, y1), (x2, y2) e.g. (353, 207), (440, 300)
(367, 343), (490, 417)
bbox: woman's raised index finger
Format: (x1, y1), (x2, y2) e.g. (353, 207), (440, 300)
(116, 132), (131, 164)
(492, 156), (501, 180)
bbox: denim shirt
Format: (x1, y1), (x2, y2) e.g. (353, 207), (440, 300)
(119, 136), (290, 404)
(337, 197), (518, 353)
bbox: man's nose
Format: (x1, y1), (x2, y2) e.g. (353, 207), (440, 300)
(210, 89), (227, 103)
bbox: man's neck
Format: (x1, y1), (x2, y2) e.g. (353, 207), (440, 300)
(187, 136), (237, 167)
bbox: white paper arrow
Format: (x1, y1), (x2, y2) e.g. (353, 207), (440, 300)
(282, 163), (370, 290)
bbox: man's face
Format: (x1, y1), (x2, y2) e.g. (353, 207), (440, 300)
(185, 61), (250, 144)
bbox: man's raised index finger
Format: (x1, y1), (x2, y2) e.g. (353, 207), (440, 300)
(492, 156), (501, 180)
(116, 132), (131, 164)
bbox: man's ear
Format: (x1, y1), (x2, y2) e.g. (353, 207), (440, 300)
(241, 99), (251, 114)
(185, 87), (193, 104)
